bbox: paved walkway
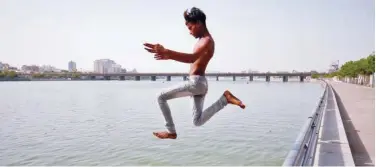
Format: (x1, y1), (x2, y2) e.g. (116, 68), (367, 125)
(330, 81), (375, 166)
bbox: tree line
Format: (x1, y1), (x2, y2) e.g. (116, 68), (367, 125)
(312, 52), (375, 78)
(0, 70), (81, 79)
(30, 72), (81, 79)
(0, 70), (17, 78)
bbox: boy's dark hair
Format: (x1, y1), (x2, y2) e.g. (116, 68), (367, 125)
(184, 7), (206, 25)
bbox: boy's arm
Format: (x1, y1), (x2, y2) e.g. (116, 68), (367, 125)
(165, 38), (211, 63)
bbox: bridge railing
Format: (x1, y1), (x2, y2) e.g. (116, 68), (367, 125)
(282, 80), (328, 166)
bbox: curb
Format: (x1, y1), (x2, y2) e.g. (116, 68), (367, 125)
(313, 83), (355, 166)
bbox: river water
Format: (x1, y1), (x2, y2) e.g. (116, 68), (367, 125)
(0, 79), (324, 165)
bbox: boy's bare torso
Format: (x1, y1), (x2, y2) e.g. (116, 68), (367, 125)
(189, 35), (215, 76)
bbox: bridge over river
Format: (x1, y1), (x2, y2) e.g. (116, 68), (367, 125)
(24, 72), (326, 82)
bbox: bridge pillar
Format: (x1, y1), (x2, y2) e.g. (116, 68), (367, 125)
(166, 76), (171, 81)
(266, 76), (270, 82)
(249, 76), (253, 81)
(120, 76), (125, 80)
(233, 76), (236, 81)
(283, 76), (288, 82)
(216, 76), (219, 81)
(183, 76), (188, 81)
(151, 76), (156, 81)
(105, 76), (111, 80)
(135, 76), (140, 81)
(300, 76), (305, 82)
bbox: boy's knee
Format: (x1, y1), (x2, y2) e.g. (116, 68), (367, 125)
(192, 119), (203, 127)
(157, 91), (167, 102)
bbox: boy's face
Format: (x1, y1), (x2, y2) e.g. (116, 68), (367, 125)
(185, 21), (201, 38)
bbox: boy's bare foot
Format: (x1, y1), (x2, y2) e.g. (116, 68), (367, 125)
(224, 90), (246, 109)
(153, 131), (177, 139)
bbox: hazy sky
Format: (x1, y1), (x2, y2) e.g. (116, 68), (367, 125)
(0, 0), (374, 72)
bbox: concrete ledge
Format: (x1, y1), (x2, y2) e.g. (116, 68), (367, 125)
(313, 84), (355, 166)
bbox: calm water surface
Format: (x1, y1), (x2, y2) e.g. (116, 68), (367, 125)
(0, 80), (324, 165)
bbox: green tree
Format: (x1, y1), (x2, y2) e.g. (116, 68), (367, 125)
(366, 53), (375, 75)
(0, 71), (5, 78)
(32, 73), (45, 78)
(311, 73), (320, 79)
(2, 70), (8, 77)
(72, 72), (81, 79)
(7, 71), (17, 78)
(59, 73), (66, 78)
(332, 52), (375, 78)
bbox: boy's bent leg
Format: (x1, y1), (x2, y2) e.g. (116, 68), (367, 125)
(192, 94), (228, 126)
(155, 81), (196, 139)
(192, 90), (246, 126)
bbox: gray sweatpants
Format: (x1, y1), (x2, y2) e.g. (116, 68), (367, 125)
(157, 75), (228, 133)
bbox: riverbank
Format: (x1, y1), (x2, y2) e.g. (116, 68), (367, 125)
(0, 78), (30, 81)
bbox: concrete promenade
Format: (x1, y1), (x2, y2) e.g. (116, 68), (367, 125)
(330, 81), (375, 166)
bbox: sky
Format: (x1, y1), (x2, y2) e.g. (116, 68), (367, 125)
(0, 0), (374, 73)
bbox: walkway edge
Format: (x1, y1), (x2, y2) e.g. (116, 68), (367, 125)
(313, 82), (355, 166)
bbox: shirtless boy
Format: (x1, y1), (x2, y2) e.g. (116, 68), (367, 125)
(144, 7), (245, 139)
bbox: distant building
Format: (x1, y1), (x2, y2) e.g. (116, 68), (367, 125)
(108, 64), (122, 73)
(248, 69), (259, 73)
(93, 59), (122, 74)
(21, 65), (40, 73)
(8, 67), (18, 71)
(68, 61), (77, 72)
(40, 65), (59, 72)
(128, 68), (138, 73)
(1, 63), (18, 71)
(3, 63), (9, 70)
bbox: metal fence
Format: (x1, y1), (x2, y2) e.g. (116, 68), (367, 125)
(282, 81), (329, 166)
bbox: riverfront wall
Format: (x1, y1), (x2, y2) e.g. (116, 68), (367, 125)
(283, 80), (357, 166)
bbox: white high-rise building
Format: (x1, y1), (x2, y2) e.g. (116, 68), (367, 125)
(93, 59), (118, 74)
(68, 61), (77, 72)
(40, 65), (58, 72)
(94, 60), (101, 73)
(108, 64), (122, 73)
